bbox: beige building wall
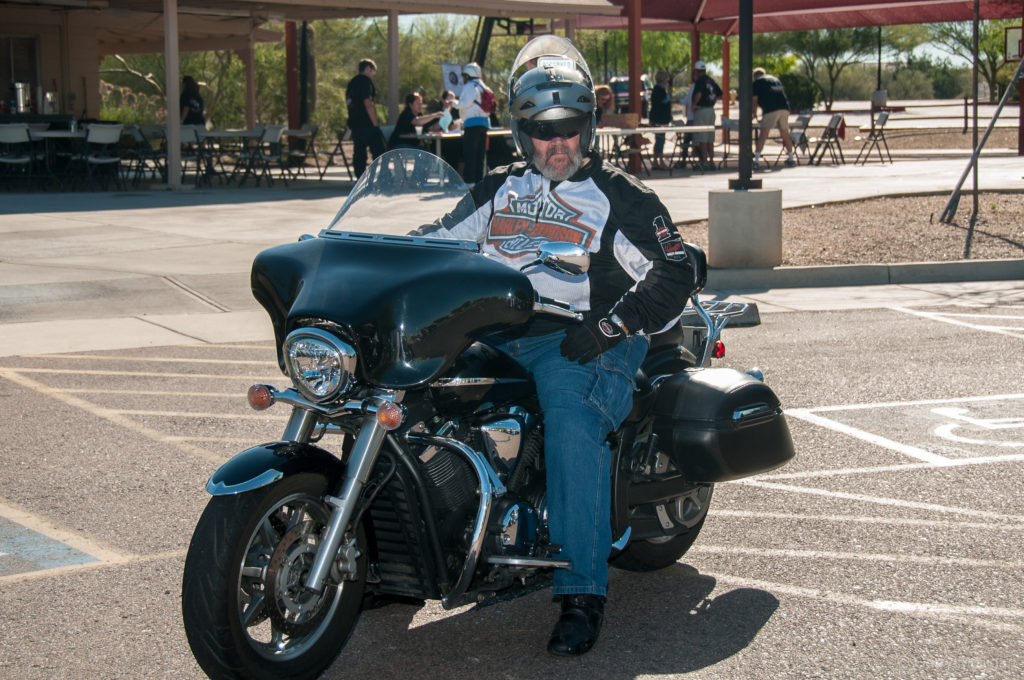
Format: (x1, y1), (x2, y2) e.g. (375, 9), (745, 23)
(3, 6), (100, 118)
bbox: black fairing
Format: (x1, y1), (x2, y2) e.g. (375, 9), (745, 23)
(430, 342), (535, 414)
(251, 233), (535, 389)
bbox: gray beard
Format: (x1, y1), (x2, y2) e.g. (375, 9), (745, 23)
(534, 147), (584, 182)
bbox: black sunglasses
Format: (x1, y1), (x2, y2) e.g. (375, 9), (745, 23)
(520, 116), (588, 141)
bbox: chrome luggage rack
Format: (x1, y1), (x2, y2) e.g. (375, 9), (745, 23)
(683, 295), (750, 367)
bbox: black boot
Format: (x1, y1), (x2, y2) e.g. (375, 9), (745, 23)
(547, 594), (605, 656)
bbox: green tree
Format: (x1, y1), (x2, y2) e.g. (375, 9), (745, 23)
(927, 20), (1018, 102)
(783, 28), (878, 110)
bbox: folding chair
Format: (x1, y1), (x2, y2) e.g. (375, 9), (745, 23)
(285, 123), (321, 179)
(70, 123), (126, 190)
(855, 111), (893, 165)
(234, 124), (287, 187)
(320, 127), (355, 180)
(775, 114), (812, 166)
(602, 112), (650, 176)
(667, 126), (696, 176)
(0, 123), (43, 190)
(179, 125), (210, 185)
(718, 117), (740, 169)
(809, 114), (845, 166)
(125, 124), (167, 186)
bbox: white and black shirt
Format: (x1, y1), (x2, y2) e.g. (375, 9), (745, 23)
(420, 151), (695, 336)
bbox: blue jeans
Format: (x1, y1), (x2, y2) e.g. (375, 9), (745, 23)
(488, 330), (649, 596)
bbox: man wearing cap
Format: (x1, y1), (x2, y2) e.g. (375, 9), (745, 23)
(752, 67), (797, 169)
(691, 61), (722, 171)
(414, 36), (696, 657)
(457, 62), (491, 184)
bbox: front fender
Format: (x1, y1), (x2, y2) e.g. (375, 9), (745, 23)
(206, 441), (345, 496)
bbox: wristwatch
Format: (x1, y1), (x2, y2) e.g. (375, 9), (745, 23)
(608, 313), (630, 336)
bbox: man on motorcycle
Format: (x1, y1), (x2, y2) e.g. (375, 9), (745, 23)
(415, 36), (696, 656)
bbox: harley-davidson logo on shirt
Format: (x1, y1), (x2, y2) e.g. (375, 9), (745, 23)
(488, 192), (595, 257)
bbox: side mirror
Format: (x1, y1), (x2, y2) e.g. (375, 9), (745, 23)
(519, 242), (590, 276)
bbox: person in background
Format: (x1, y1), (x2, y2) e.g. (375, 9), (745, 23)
(676, 70), (698, 169)
(690, 60), (722, 171)
(594, 84), (614, 126)
(180, 76), (205, 126)
(649, 69), (673, 170)
(388, 92), (445, 150)
(457, 62), (491, 185)
(345, 58), (386, 178)
(425, 90), (463, 171)
(425, 90), (459, 134)
(752, 67), (797, 169)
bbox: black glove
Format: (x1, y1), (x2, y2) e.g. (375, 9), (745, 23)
(560, 316), (626, 364)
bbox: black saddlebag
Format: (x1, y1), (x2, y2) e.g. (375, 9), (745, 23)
(651, 368), (795, 483)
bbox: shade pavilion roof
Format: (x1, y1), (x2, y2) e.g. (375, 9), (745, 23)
(2, 0), (620, 22)
(586, 0), (1023, 34)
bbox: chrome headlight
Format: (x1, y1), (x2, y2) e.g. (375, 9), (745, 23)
(283, 328), (357, 403)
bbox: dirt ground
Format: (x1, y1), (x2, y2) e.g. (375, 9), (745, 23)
(682, 128), (1024, 266)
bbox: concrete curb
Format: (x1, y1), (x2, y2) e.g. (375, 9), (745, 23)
(707, 257), (1024, 290)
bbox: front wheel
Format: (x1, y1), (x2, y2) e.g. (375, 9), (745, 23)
(612, 483), (713, 572)
(181, 473), (367, 680)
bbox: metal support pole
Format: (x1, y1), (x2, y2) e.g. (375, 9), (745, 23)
(940, 55), (1024, 223)
(163, 0), (181, 187)
(729, 0), (761, 190)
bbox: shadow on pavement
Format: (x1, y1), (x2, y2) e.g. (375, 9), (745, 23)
(324, 563), (779, 679)
(0, 180), (354, 215)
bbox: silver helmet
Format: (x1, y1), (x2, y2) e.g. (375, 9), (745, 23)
(462, 62), (483, 80)
(507, 36), (596, 162)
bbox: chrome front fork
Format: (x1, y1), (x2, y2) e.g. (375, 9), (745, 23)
(300, 393), (399, 594)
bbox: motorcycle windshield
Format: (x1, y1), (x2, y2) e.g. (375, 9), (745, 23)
(325, 148), (474, 235)
(252, 149), (534, 389)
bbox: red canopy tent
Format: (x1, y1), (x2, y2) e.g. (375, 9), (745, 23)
(591, 0), (1021, 34)
(575, 0), (1024, 158)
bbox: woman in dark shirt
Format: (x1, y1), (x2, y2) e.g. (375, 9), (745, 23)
(180, 76), (205, 126)
(388, 92), (444, 150)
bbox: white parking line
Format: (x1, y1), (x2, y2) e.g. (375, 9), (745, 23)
(933, 312), (1024, 320)
(891, 305), (1024, 339)
(739, 479), (1024, 523)
(787, 408), (953, 465)
(112, 409), (285, 420)
(0, 368), (224, 464)
(758, 453), (1024, 481)
(803, 393), (1024, 412)
(0, 549), (186, 585)
(9, 367), (268, 380)
(713, 509), (1024, 531)
(0, 499), (129, 564)
(711, 573), (1024, 635)
(19, 354), (267, 365)
(695, 544), (1024, 570)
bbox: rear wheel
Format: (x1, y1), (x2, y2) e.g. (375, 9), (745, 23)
(612, 480), (713, 572)
(181, 473), (366, 680)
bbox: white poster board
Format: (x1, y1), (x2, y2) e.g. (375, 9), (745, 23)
(441, 64), (463, 96)
(1005, 26), (1021, 61)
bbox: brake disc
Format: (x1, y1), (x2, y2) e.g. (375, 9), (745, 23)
(264, 520), (332, 637)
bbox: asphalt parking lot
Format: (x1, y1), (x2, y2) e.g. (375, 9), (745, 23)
(1, 285), (1022, 679)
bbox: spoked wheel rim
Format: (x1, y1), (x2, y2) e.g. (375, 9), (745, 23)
(235, 491), (347, 660)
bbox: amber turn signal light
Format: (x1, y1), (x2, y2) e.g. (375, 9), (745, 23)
(376, 400), (405, 430)
(247, 384), (275, 410)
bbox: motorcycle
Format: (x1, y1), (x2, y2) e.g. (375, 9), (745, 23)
(181, 149), (795, 679)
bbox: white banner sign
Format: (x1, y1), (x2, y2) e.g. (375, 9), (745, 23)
(442, 63), (463, 95)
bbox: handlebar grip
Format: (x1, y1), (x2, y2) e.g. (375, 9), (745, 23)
(533, 296), (584, 322)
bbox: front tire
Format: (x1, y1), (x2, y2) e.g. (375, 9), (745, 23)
(182, 473), (366, 680)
